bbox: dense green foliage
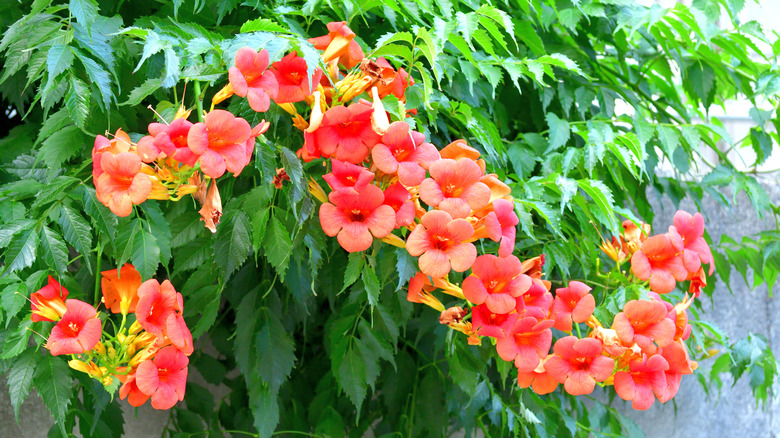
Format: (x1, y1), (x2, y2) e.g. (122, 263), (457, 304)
(1, 0), (779, 436)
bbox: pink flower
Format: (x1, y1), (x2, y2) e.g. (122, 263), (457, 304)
(611, 299), (675, 355)
(471, 303), (518, 338)
(228, 48), (279, 112)
(630, 229), (687, 294)
(672, 210), (714, 275)
(382, 182), (415, 228)
(319, 185), (396, 252)
(405, 210), (477, 278)
(613, 354), (669, 410)
(137, 119), (199, 166)
(188, 110), (252, 178)
(322, 159), (374, 192)
(495, 316), (554, 372)
(462, 255), (529, 314)
(136, 279), (181, 340)
(551, 281), (595, 332)
(517, 355), (559, 395)
(484, 199), (519, 258)
(419, 158), (491, 218)
(46, 300), (102, 356)
(544, 337), (614, 396)
(311, 102), (381, 164)
(136, 346), (189, 410)
(371, 121), (440, 186)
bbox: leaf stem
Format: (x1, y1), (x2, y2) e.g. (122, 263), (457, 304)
(193, 80), (204, 122)
(94, 240), (102, 306)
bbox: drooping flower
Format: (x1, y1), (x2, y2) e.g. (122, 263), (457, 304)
(672, 210), (714, 275)
(31, 276), (68, 322)
(517, 355), (559, 395)
(137, 119), (199, 166)
(382, 182), (415, 228)
(471, 303), (518, 338)
(308, 21), (364, 69)
(322, 159), (374, 192)
(405, 210), (477, 278)
(463, 254), (529, 314)
(47, 299), (102, 356)
(136, 346), (189, 410)
(312, 102), (381, 164)
(165, 293), (193, 356)
(630, 229), (687, 294)
(544, 336), (615, 396)
(241, 121), (270, 176)
(228, 48), (279, 112)
(496, 316), (554, 372)
(371, 121), (440, 186)
(656, 340), (696, 403)
(517, 279), (552, 320)
(688, 267), (707, 298)
(119, 372), (150, 407)
(551, 281), (596, 332)
(197, 179), (222, 233)
(101, 264), (142, 315)
(136, 279), (181, 340)
(406, 272), (446, 311)
(439, 139), (486, 172)
(371, 57), (414, 101)
(611, 299), (675, 354)
(188, 110), (252, 178)
(419, 158), (491, 219)
(92, 129), (132, 178)
(613, 354), (670, 410)
(484, 198), (519, 258)
(271, 51), (323, 104)
(95, 152), (153, 217)
(319, 185), (396, 252)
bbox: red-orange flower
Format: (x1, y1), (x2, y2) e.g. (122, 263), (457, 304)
(322, 159), (374, 192)
(319, 185), (396, 252)
(672, 210), (714, 275)
(551, 281), (595, 332)
(517, 355), (559, 395)
(496, 316), (554, 372)
(136, 279), (181, 340)
(372, 57), (414, 101)
(95, 152), (152, 217)
(308, 21), (364, 69)
(419, 158), (491, 219)
(136, 346), (189, 410)
(406, 210), (477, 278)
(471, 303), (518, 338)
(311, 102), (381, 164)
(137, 119), (199, 166)
(47, 299), (102, 356)
(371, 121), (440, 186)
(101, 264), (142, 315)
(31, 276), (68, 322)
(613, 354), (669, 410)
(484, 198), (519, 258)
(630, 229), (687, 294)
(228, 48), (279, 112)
(92, 129), (132, 179)
(119, 372), (150, 407)
(545, 336), (615, 396)
(656, 340), (696, 403)
(382, 182), (415, 228)
(463, 254), (529, 314)
(611, 299), (675, 354)
(271, 51), (323, 104)
(188, 110), (252, 178)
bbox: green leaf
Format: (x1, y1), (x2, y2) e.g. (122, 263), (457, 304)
(362, 265), (381, 307)
(132, 228), (160, 280)
(545, 113), (570, 151)
(1, 282), (26, 325)
(121, 78), (162, 106)
(40, 226), (69, 275)
(342, 252), (363, 293)
(263, 216), (291, 281)
(3, 228), (39, 275)
(578, 179), (618, 235)
(280, 147), (304, 206)
(72, 47), (113, 109)
(515, 20), (545, 55)
(69, 0), (99, 27)
(83, 187), (117, 243)
(255, 309), (296, 393)
(248, 384), (279, 438)
(395, 248), (417, 290)
(59, 205), (93, 271)
(7, 349), (39, 422)
(34, 355), (73, 431)
(657, 125), (680, 158)
(214, 211), (251, 278)
(46, 45), (74, 90)
(337, 342), (367, 414)
(455, 11), (479, 50)
(240, 18), (289, 33)
(65, 75), (90, 129)
(39, 125), (85, 170)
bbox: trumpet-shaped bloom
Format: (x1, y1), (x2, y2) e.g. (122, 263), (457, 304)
(551, 281), (596, 332)
(137, 119), (199, 166)
(31, 276), (68, 322)
(371, 57), (414, 101)
(371, 122), (440, 186)
(313, 102), (381, 164)
(382, 182), (415, 228)
(630, 229), (687, 294)
(485, 198), (519, 258)
(405, 210), (477, 278)
(496, 316), (554, 372)
(613, 354), (669, 410)
(271, 51), (323, 103)
(463, 255), (530, 314)
(119, 373), (150, 407)
(95, 152), (152, 217)
(419, 158), (491, 218)
(471, 303), (518, 338)
(544, 337), (615, 396)
(517, 279), (552, 320)
(188, 110), (252, 178)
(612, 299), (675, 354)
(92, 129), (132, 178)
(672, 210), (714, 275)
(517, 355), (559, 395)
(308, 21), (364, 69)
(136, 346), (189, 410)
(228, 48), (279, 112)
(656, 341), (696, 403)
(101, 264), (142, 314)
(47, 300), (102, 356)
(322, 159), (374, 192)
(319, 185), (395, 252)
(136, 279), (181, 340)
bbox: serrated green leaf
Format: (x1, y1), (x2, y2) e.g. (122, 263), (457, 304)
(214, 211), (251, 278)
(1, 283), (26, 325)
(515, 20), (545, 55)
(121, 78), (162, 106)
(3, 228), (39, 275)
(256, 309), (296, 393)
(69, 0), (99, 27)
(263, 216), (291, 281)
(280, 147), (304, 206)
(578, 179), (618, 235)
(132, 228), (160, 280)
(39, 125), (85, 170)
(657, 125), (680, 158)
(342, 252), (363, 293)
(34, 354), (73, 428)
(362, 265), (380, 307)
(7, 349), (39, 422)
(395, 248), (417, 290)
(248, 384), (279, 438)
(72, 47), (113, 110)
(65, 75), (90, 129)
(59, 205), (92, 271)
(337, 342), (367, 415)
(545, 113), (570, 151)
(83, 187), (117, 243)
(40, 226), (69, 275)
(46, 45), (74, 90)
(240, 18), (289, 33)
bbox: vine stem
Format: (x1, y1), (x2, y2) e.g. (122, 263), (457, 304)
(93, 240), (102, 306)
(193, 80), (205, 122)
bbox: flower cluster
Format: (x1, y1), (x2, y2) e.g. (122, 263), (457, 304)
(33, 266), (193, 410)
